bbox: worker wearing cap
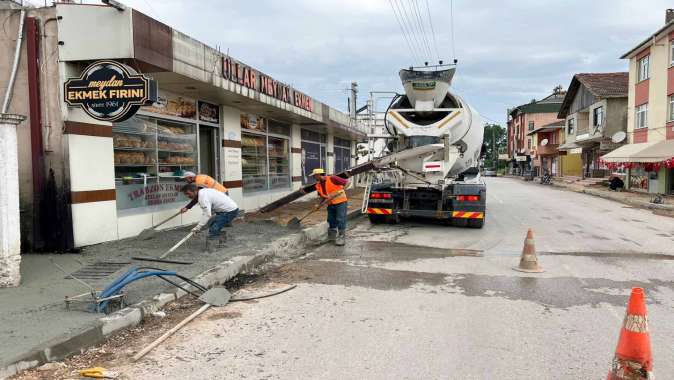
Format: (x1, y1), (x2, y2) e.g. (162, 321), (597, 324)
(180, 171), (228, 214)
(303, 168), (349, 246)
(181, 183), (239, 251)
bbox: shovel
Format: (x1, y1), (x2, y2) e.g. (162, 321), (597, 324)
(133, 287), (231, 362)
(287, 202), (325, 229)
(136, 211), (182, 240)
(132, 231), (195, 265)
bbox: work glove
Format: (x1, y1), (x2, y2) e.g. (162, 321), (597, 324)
(191, 226), (202, 234)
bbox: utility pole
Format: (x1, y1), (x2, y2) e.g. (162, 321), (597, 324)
(350, 82), (358, 120)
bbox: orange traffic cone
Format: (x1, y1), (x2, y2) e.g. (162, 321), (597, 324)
(607, 287), (653, 380)
(512, 228), (544, 273)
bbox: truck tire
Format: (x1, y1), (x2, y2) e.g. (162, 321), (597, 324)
(467, 218), (485, 229)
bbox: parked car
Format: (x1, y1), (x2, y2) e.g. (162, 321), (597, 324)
(484, 168), (497, 177)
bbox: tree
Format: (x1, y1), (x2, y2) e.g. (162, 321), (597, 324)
(481, 123), (507, 170)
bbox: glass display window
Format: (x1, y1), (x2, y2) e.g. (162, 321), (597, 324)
(241, 115), (291, 193)
(113, 116), (197, 210)
(241, 133), (268, 192)
(268, 136), (290, 189)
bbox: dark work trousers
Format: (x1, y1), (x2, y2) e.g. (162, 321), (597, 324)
(327, 202), (348, 232)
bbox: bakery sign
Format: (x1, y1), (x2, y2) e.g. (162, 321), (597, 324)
(222, 56), (313, 113)
(64, 60), (157, 122)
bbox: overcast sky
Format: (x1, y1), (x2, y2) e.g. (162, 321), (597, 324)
(113, 0), (671, 125)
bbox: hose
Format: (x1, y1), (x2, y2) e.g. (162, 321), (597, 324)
(230, 284), (297, 302)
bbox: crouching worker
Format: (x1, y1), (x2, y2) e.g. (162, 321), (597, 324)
(181, 183), (239, 251)
(302, 168), (349, 246)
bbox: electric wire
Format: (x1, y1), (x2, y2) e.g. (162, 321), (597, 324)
(396, 0), (426, 61)
(388, 0), (421, 64)
(402, 0), (428, 60)
(450, 0), (457, 60)
(424, 0), (441, 61)
(411, 0), (433, 60)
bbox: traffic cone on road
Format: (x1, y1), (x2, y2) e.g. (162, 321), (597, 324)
(512, 228), (544, 273)
(607, 287), (653, 380)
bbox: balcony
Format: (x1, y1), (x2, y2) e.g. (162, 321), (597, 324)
(537, 144), (559, 155)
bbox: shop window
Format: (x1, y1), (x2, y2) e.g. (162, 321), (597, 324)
(629, 167), (649, 191)
(334, 137), (352, 173)
(635, 104), (648, 129)
(113, 116), (197, 210)
(668, 95), (674, 122)
(241, 115), (291, 193)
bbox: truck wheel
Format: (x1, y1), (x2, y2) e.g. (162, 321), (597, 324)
(467, 218), (485, 229)
(368, 214), (387, 224)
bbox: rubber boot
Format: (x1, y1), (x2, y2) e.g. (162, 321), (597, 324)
(206, 238), (218, 253)
(217, 232), (228, 248)
(327, 228), (338, 242)
(335, 230), (346, 246)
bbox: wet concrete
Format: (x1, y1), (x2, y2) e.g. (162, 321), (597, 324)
(311, 240), (481, 262)
(541, 251), (674, 260)
(0, 220), (292, 365)
(446, 273), (671, 308)
(266, 260), (448, 291)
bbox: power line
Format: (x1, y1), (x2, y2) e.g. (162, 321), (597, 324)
(411, 0), (433, 60)
(388, 0), (421, 64)
(450, 0), (457, 60)
(424, 0), (441, 61)
(397, 0), (426, 61)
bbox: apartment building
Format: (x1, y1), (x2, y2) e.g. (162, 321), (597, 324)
(602, 10), (674, 194)
(557, 73), (628, 179)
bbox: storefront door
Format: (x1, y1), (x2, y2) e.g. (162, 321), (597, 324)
(199, 126), (218, 179)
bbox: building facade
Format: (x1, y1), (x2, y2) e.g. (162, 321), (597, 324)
(506, 89), (565, 175)
(0, 3), (365, 250)
(527, 120), (564, 176)
(557, 73), (628, 179)
(602, 10), (674, 194)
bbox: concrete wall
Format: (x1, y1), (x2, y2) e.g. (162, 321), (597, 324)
(605, 97), (628, 138)
(0, 7), (73, 251)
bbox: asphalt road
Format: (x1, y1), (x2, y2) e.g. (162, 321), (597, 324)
(116, 177), (674, 379)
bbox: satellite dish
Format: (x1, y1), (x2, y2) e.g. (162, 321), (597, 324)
(612, 131), (626, 143)
(540, 139), (549, 146)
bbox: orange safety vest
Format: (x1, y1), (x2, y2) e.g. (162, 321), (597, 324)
(194, 174), (227, 193)
(316, 177), (348, 205)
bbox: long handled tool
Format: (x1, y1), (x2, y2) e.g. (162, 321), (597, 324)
(132, 231), (195, 265)
(136, 211), (182, 240)
(286, 202), (325, 229)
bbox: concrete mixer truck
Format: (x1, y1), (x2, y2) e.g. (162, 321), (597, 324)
(259, 65), (486, 228)
(362, 65), (486, 228)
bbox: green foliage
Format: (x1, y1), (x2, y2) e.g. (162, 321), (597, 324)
(482, 123), (507, 169)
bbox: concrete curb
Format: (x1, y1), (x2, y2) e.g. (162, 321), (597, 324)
(550, 182), (674, 212)
(0, 210), (364, 379)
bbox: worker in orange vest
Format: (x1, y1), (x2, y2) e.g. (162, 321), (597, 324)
(180, 171), (229, 214)
(303, 168), (349, 246)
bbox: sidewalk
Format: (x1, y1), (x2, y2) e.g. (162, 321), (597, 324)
(552, 178), (674, 214)
(0, 189), (364, 377)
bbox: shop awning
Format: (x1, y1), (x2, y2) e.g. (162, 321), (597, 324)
(600, 140), (674, 163)
(558, 141), (580, 150)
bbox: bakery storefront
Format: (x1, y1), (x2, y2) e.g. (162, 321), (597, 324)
(8, 3), (365, 250)
(113, 91), (222, 212)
